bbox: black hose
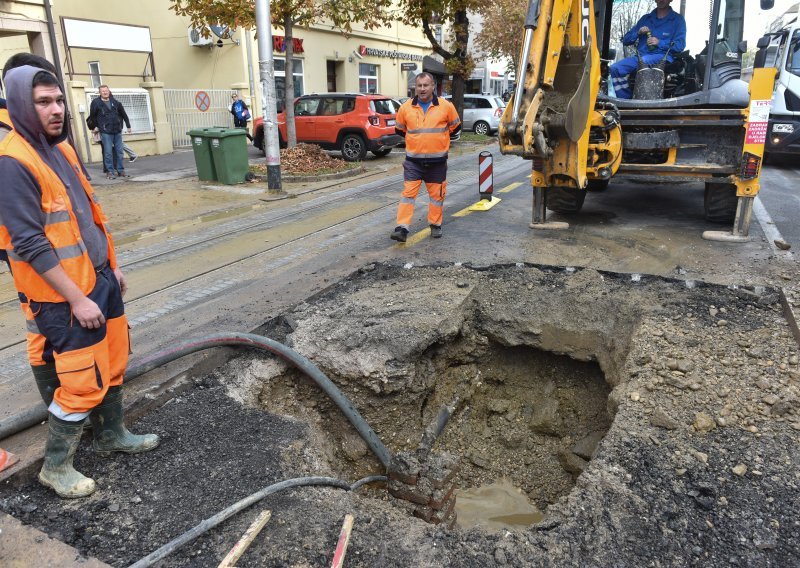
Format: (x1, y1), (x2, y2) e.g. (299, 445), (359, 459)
(127, 475), (388, 568)
(0, 332), (392, 470)
(417, 397), (460, 461)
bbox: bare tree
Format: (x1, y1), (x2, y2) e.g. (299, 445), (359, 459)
(610, 0), (651, 57)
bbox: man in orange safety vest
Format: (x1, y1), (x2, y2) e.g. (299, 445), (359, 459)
(391, 73), (461, 242)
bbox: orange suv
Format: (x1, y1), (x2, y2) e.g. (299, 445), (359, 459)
(252, 93), (402, 161)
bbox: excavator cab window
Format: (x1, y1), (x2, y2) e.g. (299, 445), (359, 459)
(604, 0), (750, 101)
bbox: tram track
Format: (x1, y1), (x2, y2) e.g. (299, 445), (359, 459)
(0, 154), (530, 355)
(0, 152), (523, 312)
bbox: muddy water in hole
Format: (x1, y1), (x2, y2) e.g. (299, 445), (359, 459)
(455, 478), (544, 531)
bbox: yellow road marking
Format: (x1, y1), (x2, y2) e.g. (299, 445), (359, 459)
(404, 227), (431, 245)
(404, 177), (525, 245)
(498, 182), (522, 194)
(452, 205), (473, 218)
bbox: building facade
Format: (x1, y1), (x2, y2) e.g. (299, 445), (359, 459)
(1, 0), (442, 159)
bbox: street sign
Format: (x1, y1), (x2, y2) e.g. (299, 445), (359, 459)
(194, 90), (210, 112)
(400, 63), (417, 71)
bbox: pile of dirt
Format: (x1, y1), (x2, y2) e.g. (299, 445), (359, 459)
(251, 143), (356, 175)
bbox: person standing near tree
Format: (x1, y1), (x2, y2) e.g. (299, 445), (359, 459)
(89, 84), (132, 179)
(0, 64), (159, 498)
(390, 72), (461, 242)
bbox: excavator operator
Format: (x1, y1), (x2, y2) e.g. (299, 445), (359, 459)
(610, 0), (687, 98)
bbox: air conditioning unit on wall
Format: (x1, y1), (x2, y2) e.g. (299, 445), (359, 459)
(188, 27), (213, 47)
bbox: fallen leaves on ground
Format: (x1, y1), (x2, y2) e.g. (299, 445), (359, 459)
(250, 143), (356, 175)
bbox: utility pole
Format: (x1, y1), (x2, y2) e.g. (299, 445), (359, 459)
(255, 0), (281, 189)
(680, 0), (686, 17)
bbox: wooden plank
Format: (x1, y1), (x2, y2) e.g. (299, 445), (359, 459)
(330, 514), (355, 568)
(217, 510), (271, 568)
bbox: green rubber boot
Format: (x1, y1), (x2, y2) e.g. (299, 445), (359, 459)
(32, 362), (59, 407)
(90, 386), (160, 456)
(38, 415), (96, 498)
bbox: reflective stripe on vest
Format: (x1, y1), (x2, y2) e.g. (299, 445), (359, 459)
(0, 130), (116, 302)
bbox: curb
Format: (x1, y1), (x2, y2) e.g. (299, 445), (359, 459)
(255, 164), (365, 183)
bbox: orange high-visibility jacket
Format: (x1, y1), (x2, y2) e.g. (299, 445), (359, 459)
(0, 130), (118, 303)
(395, 96), (461, 161)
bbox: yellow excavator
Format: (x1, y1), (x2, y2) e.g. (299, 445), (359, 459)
(500, 0), (777, 242)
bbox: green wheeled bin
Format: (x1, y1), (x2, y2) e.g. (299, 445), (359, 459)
(207, 128), (250, 184)
(187, 128), (220, 182)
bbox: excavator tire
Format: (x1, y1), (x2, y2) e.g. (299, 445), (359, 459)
(586, 179), (609, 192)
(546, 186), (586, 213)
(704, 182), (738, 223)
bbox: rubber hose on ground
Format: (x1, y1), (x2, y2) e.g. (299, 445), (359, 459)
(126, 332), (392, 468)
(0, 332), (392, 471)
(128, 475), (388, 568)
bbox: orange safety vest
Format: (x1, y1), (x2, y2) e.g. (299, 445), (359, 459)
(395, 97), (461, 160)
(0, 130), (117, 303)
(0, 108), (11, 139)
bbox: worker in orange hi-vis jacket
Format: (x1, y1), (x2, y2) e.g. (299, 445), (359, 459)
(390, 72), (461, 243)
(0, 61), (159, 500)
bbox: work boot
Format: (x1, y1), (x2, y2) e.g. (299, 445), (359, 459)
(90, 386), (160, 456)
(390, 226), (409, 243)
(429, 224), (442, 239)
(32, 362), (59, 407)
(38, 415), (96, 498)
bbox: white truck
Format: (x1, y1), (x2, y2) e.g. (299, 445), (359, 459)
(757, 3), (800, 156)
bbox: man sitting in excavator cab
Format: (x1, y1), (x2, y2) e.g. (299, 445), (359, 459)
(610, 0), (687, 99)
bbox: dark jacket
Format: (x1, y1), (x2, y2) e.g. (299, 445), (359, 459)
(0, 66), (108, 273)
(88, 95), (131, 134)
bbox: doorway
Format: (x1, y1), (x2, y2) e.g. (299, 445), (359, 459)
(327, 61), (337, 92)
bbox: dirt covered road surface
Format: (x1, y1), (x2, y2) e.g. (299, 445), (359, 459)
(2, 263), (798, 567)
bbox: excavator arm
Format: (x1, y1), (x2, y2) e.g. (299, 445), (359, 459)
(500, 0), (621, 222)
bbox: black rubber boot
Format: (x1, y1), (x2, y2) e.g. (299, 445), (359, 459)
(90, 386), (160, 456)
(38, 415), (96, 498)
(390, 226), (409, 242)
(429, 225), (442, 238)
(32, 362), (59, 407)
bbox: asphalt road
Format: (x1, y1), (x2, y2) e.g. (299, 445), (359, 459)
(759, 157), (800, 247)
(0, 144), (797, 441)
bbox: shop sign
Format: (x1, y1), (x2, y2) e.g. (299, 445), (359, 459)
(273, 35), (304, 53)
(400, 63), (417, 71)
(358, 44), (423, 61)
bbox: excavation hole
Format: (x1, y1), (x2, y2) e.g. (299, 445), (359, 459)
(249, 342), (612, 531)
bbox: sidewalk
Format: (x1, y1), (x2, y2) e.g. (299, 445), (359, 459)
(84, 144), (265, 186)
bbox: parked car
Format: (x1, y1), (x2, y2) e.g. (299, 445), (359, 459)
(252, 93), (402, 161)
(443, 94), (506, 135)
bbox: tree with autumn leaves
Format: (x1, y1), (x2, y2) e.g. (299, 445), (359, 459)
(474, 1), (526, 82)
(396, 0), (483, 121)
(170, 0), (504, 145)
(170, 0), (393, 147)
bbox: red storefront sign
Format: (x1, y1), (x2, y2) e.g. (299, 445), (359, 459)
(273, 36), (304, 53)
